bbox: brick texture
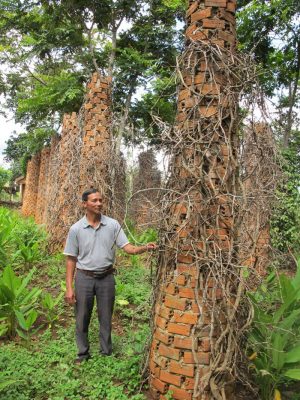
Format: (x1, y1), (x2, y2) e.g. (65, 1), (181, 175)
(149, 0), (238, 398)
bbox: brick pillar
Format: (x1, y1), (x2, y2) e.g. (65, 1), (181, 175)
(149, 1), (239, 399)
(22, 153), (41, 218)
(45, 113), (80, 250)
(35, 146), (51, 224)
(131, 150), (161, 229)
(79, 73), (112, 214)
(239, 122), (276, 278)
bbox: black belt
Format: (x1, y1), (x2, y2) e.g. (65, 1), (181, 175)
(77, 266), (115, 279)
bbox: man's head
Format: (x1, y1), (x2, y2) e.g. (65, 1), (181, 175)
(82, 189), (103, 216)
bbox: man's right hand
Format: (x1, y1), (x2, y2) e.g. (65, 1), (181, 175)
(65, 288), (76, 305)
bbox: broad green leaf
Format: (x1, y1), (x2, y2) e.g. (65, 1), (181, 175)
(2, 266), (21, 293)
(16, 267), (36, 296)
(284, 369), (300, 380)
(271, 334), (285, 370)
(285, 345), (300, 363)
(15, 310), (27, 330)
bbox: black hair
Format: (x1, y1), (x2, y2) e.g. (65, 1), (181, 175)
(82, 188), (100, 201)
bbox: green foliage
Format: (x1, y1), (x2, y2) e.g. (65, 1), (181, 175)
(271, 134), (300, 254)
(41, 290), (64, 330)
(0, 207), (47, 270)
(247, 260), (300, 399)
(0, 208), (15, 267)
(0, 240), (152, 399)
(4, 128), (55, 175)
(0, 265), (41, 338)
(237, 0), (300, 95)
(0, 167), (10, 195)
(115, 261), (151, 320)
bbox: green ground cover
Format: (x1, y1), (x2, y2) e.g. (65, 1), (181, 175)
(0, 207), (152, 399)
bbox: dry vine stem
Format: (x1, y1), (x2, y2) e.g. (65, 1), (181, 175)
(147, 1), (280, 399)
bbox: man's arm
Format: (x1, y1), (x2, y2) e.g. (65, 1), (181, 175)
(65, 255), (77, 305)
(122, 242), (157, 255)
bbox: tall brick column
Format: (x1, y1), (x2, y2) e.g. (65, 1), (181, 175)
(240, 123), (277, 279)
(149, 1), (239, 399)
(45, 113), (80, 250)
(22, 153), (41, 218)
(131, 149), (161, 229)
(35, 146), (51, 224)
(79, 73), (113, 214)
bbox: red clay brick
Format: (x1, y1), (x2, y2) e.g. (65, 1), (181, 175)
(155, 355), (169, 369)
(149, 358), (158, 374)
(202, 18), (225, 29)
(205, 0), (227, 7)
(164, 283), (177, 295)
(183, 377), (195, 390)
(158, 305), (174, 320)
(227, 1), (236, 12)
(169, 360), (195, 377)
(183, 351), (211, 365)
(160, 370), (182, 387)
(156, 315), (168, 330)
(154, 329), (173, 346)
(194, 73), (206, 84)
(183, 368), (210, 389)
(199, 106), (218, 117)
(186, 1), (198, 17)
(178, 287), (195, 299)
(178, 89), (191, 101)
(176, 265), (198, 276)
(164, 295), (187, 311)
(173, 311), (198, 324)
(151, 377), (167, 394)
(218, 8), (236, 24)
(199, 337), (211, 352)
(159, 343), (180, 361)
(168, 323), (191, 336)
(191, 7), (212, 22)
(175, 274), (187, 286)
(169, 385), (192, 400)
(198, 83), (220, 95)
(177, 254), (194, 264)
(186, 30), (209, 41)
(173, 336), (193, 350)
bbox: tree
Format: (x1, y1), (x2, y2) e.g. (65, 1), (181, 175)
(0, 167), (11, 196)
(0, 0), (182, 165)
(237, 0), (300, 147)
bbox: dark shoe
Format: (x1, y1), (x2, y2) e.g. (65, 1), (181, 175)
(74, 355), (91, 365)
(100, 352), (112, 357)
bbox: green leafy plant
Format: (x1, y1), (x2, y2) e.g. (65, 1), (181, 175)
(41, 290), (64, 330)
(0, 265), (41, 338)
(0, 208), (15, 267)
(15, 309), (39, 346)
(13, 241), (43, 270)
(247, 259), (300, 399)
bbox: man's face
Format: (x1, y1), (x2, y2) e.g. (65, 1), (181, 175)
(83, 192), (103, 215)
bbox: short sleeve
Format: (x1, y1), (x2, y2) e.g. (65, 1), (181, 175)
(63, 227), (79, 256)
(114, 222), (129, 248)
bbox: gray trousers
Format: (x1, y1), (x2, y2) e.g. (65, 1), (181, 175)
(75, 270), (115, 359)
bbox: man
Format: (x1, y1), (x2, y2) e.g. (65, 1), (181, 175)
(64, 188), (157, 363)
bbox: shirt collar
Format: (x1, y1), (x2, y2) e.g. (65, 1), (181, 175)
(82, 215), (107, 229)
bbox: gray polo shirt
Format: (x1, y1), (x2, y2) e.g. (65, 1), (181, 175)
(63, 215), (129, 271)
